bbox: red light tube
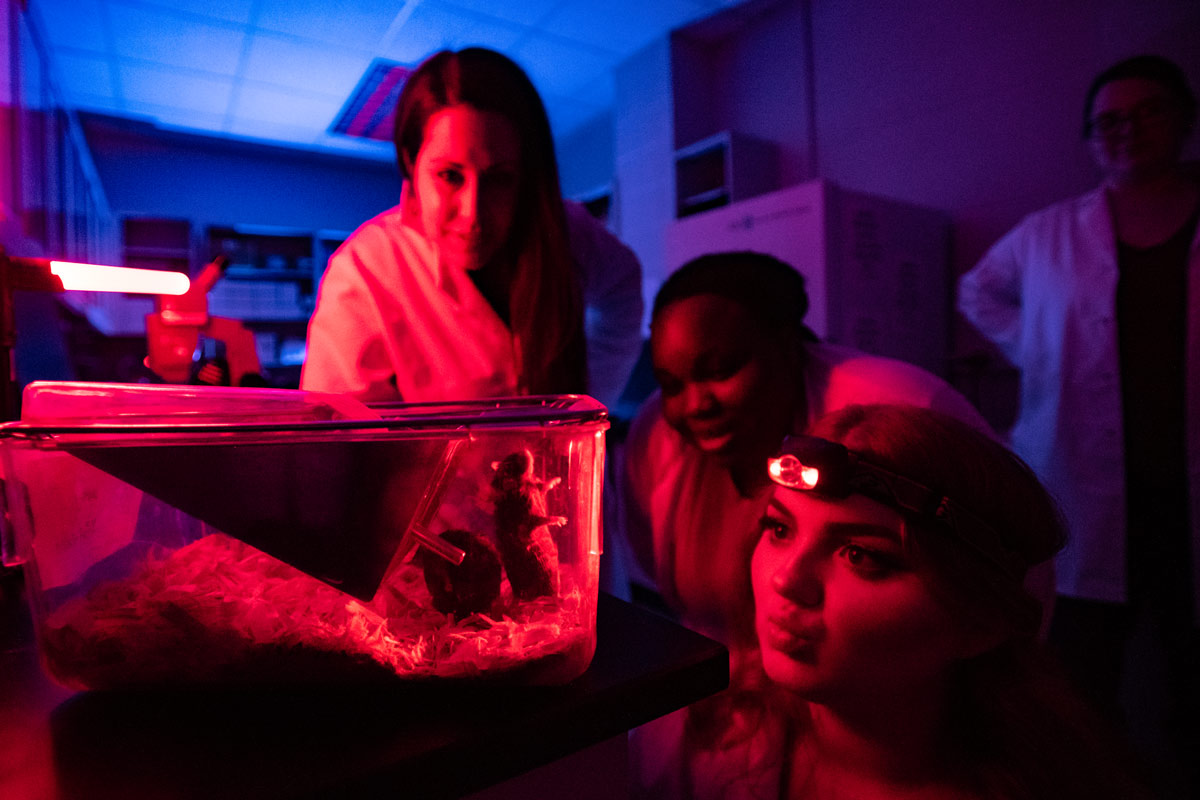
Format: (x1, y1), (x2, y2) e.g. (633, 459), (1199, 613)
(49, 261), (190, 295)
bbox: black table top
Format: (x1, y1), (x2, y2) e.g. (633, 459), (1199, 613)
(0, 581), (728, 800)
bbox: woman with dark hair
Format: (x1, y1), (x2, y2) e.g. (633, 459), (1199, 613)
(958, 54), (1198, 788)
(302, 48), (642, 404)
(634, 404), (1155, 800)
(617, 251), (994, 645)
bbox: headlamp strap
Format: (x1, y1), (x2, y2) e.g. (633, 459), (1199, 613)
(769, 436), (1026, 580)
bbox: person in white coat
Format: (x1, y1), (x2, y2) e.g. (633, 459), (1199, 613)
(957, 53), (1198, 795)
(617, 251), (997, 647)
(301, 48), (642, 407)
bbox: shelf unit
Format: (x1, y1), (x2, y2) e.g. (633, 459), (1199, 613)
(74, 217), (350, 386)
(203, 224), (348, 382)
(204, 224), (348, 321)
(674, 130), (777, 218)
(207, 224), (315, 311)
(313, 229), (349, 285)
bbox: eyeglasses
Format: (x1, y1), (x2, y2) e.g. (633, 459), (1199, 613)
(1087, 97), (1175, 139)
(767, 435), (1025, 579)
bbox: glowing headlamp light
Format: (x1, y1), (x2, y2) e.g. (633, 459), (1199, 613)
(767, 436), (856, 496)
(767, 435), (1024, 579)
(768, 455), (821, 490)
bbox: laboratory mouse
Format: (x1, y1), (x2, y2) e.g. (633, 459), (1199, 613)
(490, 449), (565, 601)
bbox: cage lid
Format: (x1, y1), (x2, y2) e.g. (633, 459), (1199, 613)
(1, 383), (607, 600)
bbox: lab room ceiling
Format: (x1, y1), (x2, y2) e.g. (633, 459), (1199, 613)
(31, 0), (746, 161)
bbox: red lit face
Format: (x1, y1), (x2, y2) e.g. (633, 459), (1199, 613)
(650, 294), (800, 472)
(752, 489), (972, 705)
(410, 105), (522, 272)
(1088, 78), (1190, 186)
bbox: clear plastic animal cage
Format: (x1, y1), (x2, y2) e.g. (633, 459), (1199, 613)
(0, 382), (608, 689)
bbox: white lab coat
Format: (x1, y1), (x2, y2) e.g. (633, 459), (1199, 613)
(958, 185), (1200, 616)
(300, 200), (643, 408)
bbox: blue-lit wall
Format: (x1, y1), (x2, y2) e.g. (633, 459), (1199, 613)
(81, 114), (400, 235)
(558, 111), (615, 202)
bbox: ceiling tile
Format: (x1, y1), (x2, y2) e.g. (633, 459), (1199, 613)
(510, 33), (611, 98)
(135, 0), (259, 26)
(231, 84), (344, 127)
(34, 0), (739, 158)
(377, 9), (450, 63)
(438, 17), (527, 53)
(47, 51), (116, 101)
(253, 0), (398, 51)
(381, 2), (524, 64)
(107, 3), (246, 76)
(31, 0), (108, 54)
(541, 0), (713, 54)
(432, 0), (564, 27)
(118, 63), (235, 114)
(243, 34), (374, 98)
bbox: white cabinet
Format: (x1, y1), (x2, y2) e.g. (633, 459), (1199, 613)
(663, 179), (951, 376)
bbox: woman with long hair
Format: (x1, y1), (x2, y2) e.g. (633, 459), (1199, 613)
(634, 404), (1154, 799)
(302, 47), (642, 403)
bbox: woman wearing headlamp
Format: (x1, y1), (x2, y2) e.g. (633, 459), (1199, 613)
(617, 251), (996, 645)
(633, 404), (1153, 800)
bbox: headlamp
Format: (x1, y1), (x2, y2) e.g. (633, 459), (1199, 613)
(767, 435), (1025, 579)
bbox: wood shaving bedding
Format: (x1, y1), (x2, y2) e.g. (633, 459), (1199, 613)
(39, 533), (594, 689)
